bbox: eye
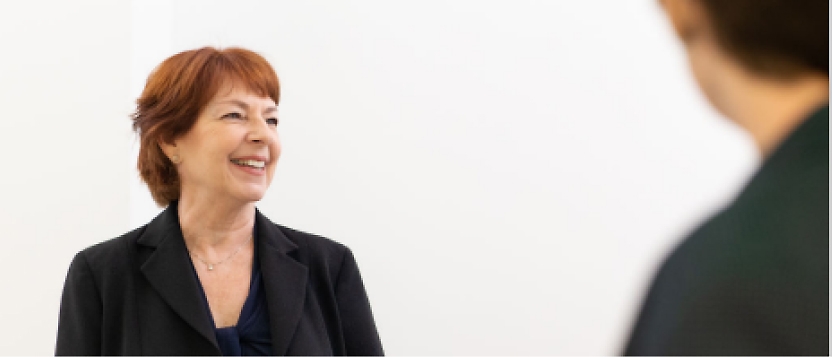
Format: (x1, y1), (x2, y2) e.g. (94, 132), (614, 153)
(222, 112), (244, 119)
(266, 117), (279, 126)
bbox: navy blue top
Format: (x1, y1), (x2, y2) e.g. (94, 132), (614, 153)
(191, 233), (273, 356)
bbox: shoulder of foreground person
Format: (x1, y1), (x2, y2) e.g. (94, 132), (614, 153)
(624, 174), (828, 355)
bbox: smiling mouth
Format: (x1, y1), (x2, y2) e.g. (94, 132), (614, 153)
(230, 159), (266, 169)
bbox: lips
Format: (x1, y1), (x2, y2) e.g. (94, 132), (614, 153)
(230, 158), (266, 169)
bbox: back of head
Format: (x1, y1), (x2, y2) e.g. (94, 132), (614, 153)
(698, 0), (828, 79)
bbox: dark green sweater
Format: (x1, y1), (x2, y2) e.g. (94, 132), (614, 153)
(625, 106), (829, 355)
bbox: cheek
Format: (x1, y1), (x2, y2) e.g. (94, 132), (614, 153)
(686, 42), (728, 114)
(187, 137), (232, 174)
(686, 45), (713, 94)
(267, 140), (281, 182)
(271, 134), (282, 160)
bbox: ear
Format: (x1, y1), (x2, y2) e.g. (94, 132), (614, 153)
(661, 0), (707, 44)
(158, 139), (181, 164)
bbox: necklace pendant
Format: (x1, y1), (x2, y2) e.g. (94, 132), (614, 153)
(208, 264), (214, 271)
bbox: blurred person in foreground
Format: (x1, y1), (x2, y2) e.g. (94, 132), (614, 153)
(56, 47), (383, 355)
(624, 0), (828, 355)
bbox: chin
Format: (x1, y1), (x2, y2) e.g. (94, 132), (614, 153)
(695, 73), (732, 122)
(243, 192), (268, 203)
(230, 187), (269, 204)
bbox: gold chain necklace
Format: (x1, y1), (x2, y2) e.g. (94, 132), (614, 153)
(189, 235), (253, 271)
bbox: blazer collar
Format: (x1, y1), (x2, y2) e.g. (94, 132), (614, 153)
(254, 209), (309, 356)
(136, 202), (310, 356)
(136, 202), (220, 353)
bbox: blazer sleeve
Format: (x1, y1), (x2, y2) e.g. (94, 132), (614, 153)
(335, 248), (384, 356)
(55, 251), (102, 356)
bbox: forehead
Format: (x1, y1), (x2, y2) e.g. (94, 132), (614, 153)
(208, 81), (277, 107)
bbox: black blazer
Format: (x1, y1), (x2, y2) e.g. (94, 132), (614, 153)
(56, 203), (384, 355)
(624, 106), (829, 355)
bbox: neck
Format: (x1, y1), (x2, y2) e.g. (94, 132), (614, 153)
(715, 66), (828, 157)
(177, 190), (256, 250)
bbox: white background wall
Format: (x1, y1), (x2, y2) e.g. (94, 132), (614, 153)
(1, 1), (757, 355)
(0, 1), (132, 354)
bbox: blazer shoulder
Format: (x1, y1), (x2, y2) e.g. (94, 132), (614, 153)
(275, 224), (350, 259)
(76, 225), (147, 271)
(267, 223), (357, 280)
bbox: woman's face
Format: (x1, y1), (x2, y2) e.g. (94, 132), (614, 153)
(167, 84), (281, 204)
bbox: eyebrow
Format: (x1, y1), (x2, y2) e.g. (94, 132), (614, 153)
(217, 99), (278, 114)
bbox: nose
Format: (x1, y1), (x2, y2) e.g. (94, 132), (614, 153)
(246, 114), (273, 144)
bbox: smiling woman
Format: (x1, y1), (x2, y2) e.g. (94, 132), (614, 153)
(133, 47), (281, 207)
(55, 47), (384, 356)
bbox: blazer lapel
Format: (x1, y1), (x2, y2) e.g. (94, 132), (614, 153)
(256, 210), (309, 356)
(137, 203), (220, 353)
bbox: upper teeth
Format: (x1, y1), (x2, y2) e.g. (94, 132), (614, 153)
(232, 159), (265, 168)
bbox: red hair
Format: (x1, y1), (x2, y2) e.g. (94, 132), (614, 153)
(131, 47), (280, 206)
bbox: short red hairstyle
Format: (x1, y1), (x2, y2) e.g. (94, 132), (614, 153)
(131, 47), (280, 206)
